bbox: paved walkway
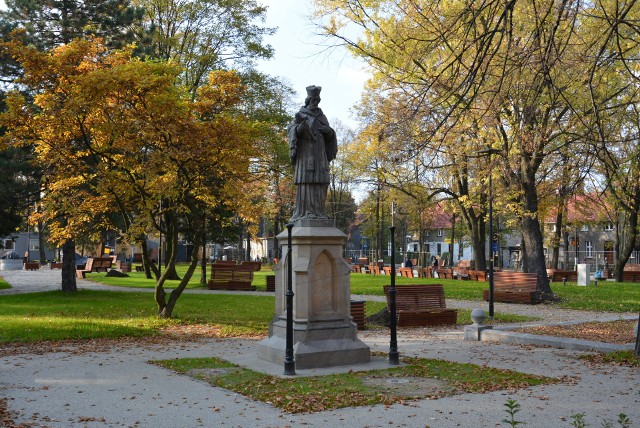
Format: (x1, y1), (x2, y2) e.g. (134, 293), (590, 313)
(0, 269), (638, 427)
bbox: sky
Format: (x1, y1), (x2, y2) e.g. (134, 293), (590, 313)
(256, 0), (369, 129)
(0, 0), (369, 129)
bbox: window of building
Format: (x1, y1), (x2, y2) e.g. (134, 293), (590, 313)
(4, 240), (14, 250)
(437, 229), (444, 237)
(436, 243), (442, 255)
(604, 223), (614, 232)
(586, 241), (593, 257)
(581, 224), (589, 232)
(413, 244), (418, 252)
(29, 239), (39, 251)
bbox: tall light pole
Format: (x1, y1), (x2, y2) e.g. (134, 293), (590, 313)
(477, 147), (500, 318)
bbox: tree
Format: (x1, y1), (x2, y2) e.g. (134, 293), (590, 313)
(1, 0), (143, 49)
(313, 0), (640, 298)
(0, 0), (145, 290)
(133, 0), (274, 95)
(1, 38), (259, 316)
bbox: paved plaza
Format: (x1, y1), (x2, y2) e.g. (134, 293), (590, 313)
(0, 269), (638, 427)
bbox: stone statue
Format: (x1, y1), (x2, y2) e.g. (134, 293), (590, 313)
(288, 85), (338, 223)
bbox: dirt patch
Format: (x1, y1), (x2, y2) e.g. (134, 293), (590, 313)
(361, 375), (455, 397)
(512, 319), (637, 345)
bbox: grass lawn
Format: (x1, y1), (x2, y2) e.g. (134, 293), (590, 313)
(2, 265), (636, 344)
(0, 276), (11, 290)
(0, 288), (526, 343)
(0, 290), (276, 343)
(88, 267), (640, 312)
(152, 354), (559, 413)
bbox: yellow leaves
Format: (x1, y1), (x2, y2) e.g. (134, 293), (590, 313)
(2, 36), (262, 245)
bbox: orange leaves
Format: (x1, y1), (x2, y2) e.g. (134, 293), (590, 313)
(2, 36), (260, 247)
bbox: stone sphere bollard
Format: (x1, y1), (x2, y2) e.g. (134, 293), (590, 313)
(470, 308), (487, 325)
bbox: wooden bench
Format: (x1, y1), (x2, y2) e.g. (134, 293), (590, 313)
(483, 271), (540, 304)
(75, 257), (113, 278)
(398, 267), (415, 278)
(468, 270), (486, 281)
(382, 266), (392, 275)
(368, 265), (381, 275)
(622, 270), (640, 283)
(240, 261), (262, 272)
(212, 260), (238, 268)
(383, 284), (458, 327)
(436, 268), (453, 279)
(24, 262), (40, 271)
(76, 258), (94, 278)
(92, 257), (113, 272)
(208, 267), (255, 291)
(49, 262), (63, 269)
(549, 269), (577, 283)
(351, 264), (362, 273)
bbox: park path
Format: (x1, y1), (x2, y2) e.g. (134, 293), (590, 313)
(0, 268), (639, 427)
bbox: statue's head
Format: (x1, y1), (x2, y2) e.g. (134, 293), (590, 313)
(304, 85), (322, 110)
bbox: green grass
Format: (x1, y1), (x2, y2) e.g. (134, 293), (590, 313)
(0, 276), (11, 290)
(152, 355), (559, 413)
(0, 290), (276, 342)
(551, 281), (640, 312)
(89, 266), (640, 312)
(85, 267), (274, 291)
(579, 350), (640, 367)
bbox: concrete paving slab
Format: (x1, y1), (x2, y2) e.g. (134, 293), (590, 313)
(1, 269), (639, 427)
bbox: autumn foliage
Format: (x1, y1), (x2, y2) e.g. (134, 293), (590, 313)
(0, 37), (260, 316)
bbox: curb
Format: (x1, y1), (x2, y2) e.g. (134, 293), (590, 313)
(479, 328), (635, 352)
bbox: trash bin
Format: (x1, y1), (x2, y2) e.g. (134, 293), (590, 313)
(350, 300), (366, 330)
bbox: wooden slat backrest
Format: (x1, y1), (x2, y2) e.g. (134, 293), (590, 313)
(493, 272), (538, 289)
(458, 260), (471, 269)
(240, 261), (262, 271)
(468, 270), (486, 281)
(211, 268), (253, 282)
(383, 284), (447, 310)
(398, 267), (413, 278)
(212, 260), (238, 268)
(84, 258), (94, 271)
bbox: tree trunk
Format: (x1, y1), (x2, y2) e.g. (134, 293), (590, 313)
(38, 220), (46, 264)
(551, 209), (563, 269)
(158, 235), (202, 318)
(614, 210), (638, 281)
(138, 238), (155, 279)
(61, 239), (77, 292)
(200, 226), (207, 286)
(520, 180), (552, 296)
(471, 223), (486, 271)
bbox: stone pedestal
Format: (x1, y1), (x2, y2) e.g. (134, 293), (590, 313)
(257, 219), (370, 369)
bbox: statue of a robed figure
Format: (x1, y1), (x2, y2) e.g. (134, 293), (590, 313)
(257, 85), (370, 370)
(288, 85), (338, 223)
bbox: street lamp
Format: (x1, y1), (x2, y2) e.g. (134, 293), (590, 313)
(477, 147), (500, 318)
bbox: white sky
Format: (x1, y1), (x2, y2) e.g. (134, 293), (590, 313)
(0, 0), (369, 129)
(256, 0), (369, 129)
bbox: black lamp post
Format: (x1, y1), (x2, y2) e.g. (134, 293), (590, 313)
(423, 228), (428, 273)
(477, 147), (500, 318)
(283, 223), (296, 375)
(388, 224), (399, 365)
(387, 200), (399, 365)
